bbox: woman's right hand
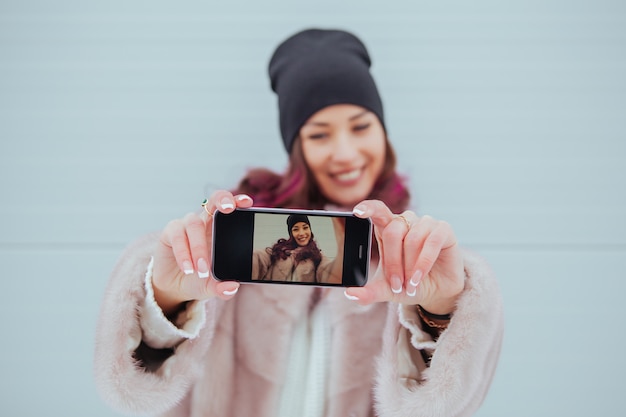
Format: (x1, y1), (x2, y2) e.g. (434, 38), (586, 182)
(151, 191), (254, 316)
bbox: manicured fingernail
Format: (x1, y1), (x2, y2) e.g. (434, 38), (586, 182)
(222, 286), (239, 296)
(353, 205), (366, 216)
(406, 287), (417, 297)
(391, 275), (403, 294)
(236, 194), (252, 202)
(344, 290), (359, 301)
(409, 271), (422, 287)
(220, 198), (234, 210)
(197, 258), (209, 279)
(183, 261), (194, 275)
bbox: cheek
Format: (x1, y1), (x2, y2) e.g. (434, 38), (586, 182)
(367, 136), (387, 171)
(302, 144), (327, 178)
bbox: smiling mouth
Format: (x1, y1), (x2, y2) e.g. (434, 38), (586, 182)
(332, 168), (363, 183)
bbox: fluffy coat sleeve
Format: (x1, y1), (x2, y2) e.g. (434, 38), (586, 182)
(374, 249), (504, 417)
(93, 233), (223, 416)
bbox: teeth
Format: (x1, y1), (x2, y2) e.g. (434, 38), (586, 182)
(335, 169), (361, 182)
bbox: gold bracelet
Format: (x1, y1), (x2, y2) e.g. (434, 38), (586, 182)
(416, 305), (451, 330)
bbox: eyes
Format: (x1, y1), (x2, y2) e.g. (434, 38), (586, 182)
(305, 123), (371, 140)
(292, 224), (310, 234)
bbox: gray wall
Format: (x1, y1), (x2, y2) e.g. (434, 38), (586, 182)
(1, 0), (625, 416)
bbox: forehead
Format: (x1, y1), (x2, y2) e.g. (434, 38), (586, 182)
(291, 222), (309, 228)
(304, 104), (370, 125)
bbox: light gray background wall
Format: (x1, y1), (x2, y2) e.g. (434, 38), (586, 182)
(1, 0), (624, 416)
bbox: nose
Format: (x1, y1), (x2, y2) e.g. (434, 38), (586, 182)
(331, 132), (359, 162)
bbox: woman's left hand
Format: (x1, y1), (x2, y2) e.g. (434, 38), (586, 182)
(345, 200), (465, 315)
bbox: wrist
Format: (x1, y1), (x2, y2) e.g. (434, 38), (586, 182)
(418, 296), (458, 316)
(416, 304), (451, 332)
(147, 257), (191, 318)
(153, 284), (188, 318)
(417, 285), (463, 317)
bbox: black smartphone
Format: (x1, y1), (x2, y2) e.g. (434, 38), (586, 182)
(212, 207), (372, 287)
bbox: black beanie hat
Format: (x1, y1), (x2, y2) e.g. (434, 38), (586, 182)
(286, 214), (311, 233)
(269, 28), (385, 152)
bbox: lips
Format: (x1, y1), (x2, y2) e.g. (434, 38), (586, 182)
(332, 168), (363, 184)
(296, 235), (310, 246)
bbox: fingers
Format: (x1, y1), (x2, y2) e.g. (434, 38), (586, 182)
(196, 191), (252, 294)
(161, 213), (210, 277)
(213, 281), (241, 299)
(402, 216), (457, 297)
(353, 200), (412, 295)
(410, 219), (457, 280)
(183, 213), (211, 277)
(353, 200), (395, 229)
(161, 190), (254, 282)
(344, 280), (386, 305)
(380, 215), (412, 294)
(151, 190), (254, 312)
(352, 200), (458, 303)
(403, 215), (437, 294)
(200, 190), (253, 242)
(202, 191), (253, 219)
(202, 189), (253, 248)
(235, 194), (254, 208)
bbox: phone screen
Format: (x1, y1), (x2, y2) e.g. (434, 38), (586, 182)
(212, 208), (372, 287)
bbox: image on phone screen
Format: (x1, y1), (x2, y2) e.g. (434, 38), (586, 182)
(212, 208), (371, 287)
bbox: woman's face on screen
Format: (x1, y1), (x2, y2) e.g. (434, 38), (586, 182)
(291, 222), (312, 247)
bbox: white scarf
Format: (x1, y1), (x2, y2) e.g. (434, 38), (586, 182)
(277, 302), (330, 417)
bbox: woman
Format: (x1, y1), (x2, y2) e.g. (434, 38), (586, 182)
(252, 214), (343, 284)
(94, 29), (503, 417)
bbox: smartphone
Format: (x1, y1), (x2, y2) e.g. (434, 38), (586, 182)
(212, 207), (372, 287)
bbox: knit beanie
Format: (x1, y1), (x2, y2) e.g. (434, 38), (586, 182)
(269, 28), (385, 152)
(286, 214), (311, 233)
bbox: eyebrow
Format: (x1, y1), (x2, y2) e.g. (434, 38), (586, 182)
(303, 110), (370, 127)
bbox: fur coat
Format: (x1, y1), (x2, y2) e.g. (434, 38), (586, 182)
(94, 233), (504, 417)
(252, 247), (337, 283)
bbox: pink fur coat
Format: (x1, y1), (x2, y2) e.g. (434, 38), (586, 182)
(94, 233), (503, 417)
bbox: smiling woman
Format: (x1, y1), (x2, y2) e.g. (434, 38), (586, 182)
(94, 28), (503, 417)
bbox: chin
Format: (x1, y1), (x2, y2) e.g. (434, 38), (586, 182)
(331, 199), (362, 209)
(332, 192), (369, 208)
(322, 182), (372, 207)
